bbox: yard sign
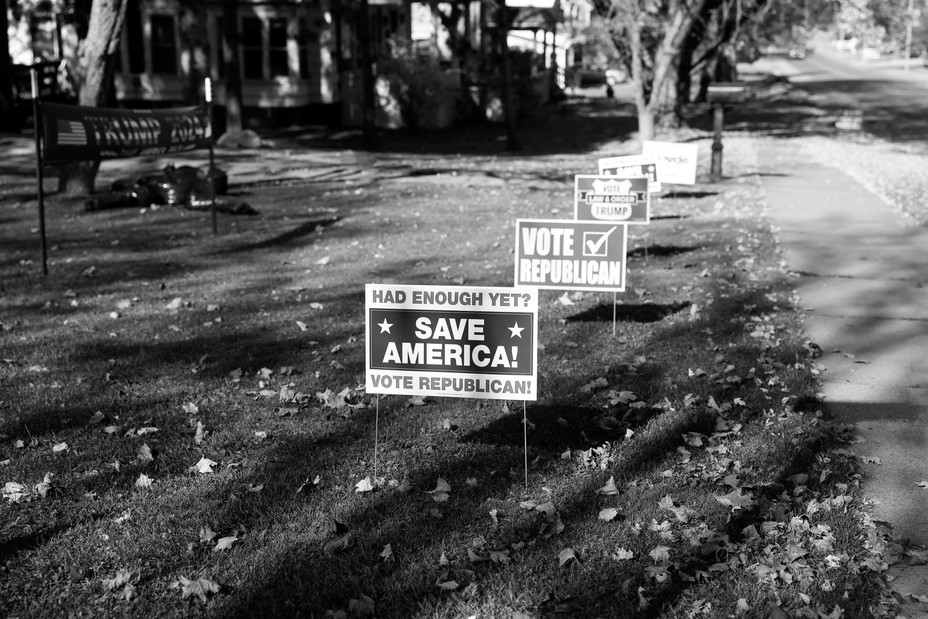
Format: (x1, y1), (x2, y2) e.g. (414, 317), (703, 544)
(641, 141), (699, 186)
(365, 284), (538, 401)
(574, 175), (650, 224)
(597, 154), (661, 192)
(514, 219), (627, 292)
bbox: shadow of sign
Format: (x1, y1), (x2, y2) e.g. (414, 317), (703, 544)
(566, 301), (691, 324)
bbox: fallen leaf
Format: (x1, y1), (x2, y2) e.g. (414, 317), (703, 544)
(315, 256), (331, 266)
(194, 422), (206, 445)
(580, 377), (608, 393)
(296, 320), (308, 331)
(355, 477), (374, 493)
(212, 536), (237, 552)
(136, 426), (159, 436)
(558, 292), (574, 306)
(323, 532), (355, 556)
(427, 478), (451, 502)
(380, 544), (394, 563)
(2, 481), (29, 503)
(137, 443), (154, 465)
(166, 297), (184, 310)
(175, 576), (220, 602)
(599, 507), (619, 521)
(558, 547), (578, 566)
(715, 488), (755, 511)
(199, 526), (218, 544)
(436, 579), (459, 591)
(182, 402), (199, 414)
(649, 545), (671, 562)
(52, 442), (69, 453)
(348, 594), (374, 616)
(102, 568), (132, 591)
(612, 547), (634, 561)
(467, 548), (488, 563)
(190, 457), (218, 474)
(135, 473), (153, 489)
(406, 396), (428, 407)
(120, 583), (137, 601)
(596, 476), (619, 495)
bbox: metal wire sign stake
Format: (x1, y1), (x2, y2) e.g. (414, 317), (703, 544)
(365, 284), (538, 487)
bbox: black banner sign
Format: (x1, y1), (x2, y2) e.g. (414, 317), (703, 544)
(38, 102), (212, 164)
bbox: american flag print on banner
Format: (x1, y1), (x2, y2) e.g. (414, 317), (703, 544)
(56, 119), (87, 145)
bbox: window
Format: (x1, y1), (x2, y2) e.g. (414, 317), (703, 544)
(213, 16), (226, 79)
(241, 16), (263, 79)
(126, 2), (145, 73)
(150, 15), (178, 74)
(29, 13), (58, 61)
(268, 18), (289, 77)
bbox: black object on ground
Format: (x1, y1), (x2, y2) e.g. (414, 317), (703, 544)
(85, 164), (256, 215)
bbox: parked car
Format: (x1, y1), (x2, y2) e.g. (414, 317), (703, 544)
(788, 47), (808, 59)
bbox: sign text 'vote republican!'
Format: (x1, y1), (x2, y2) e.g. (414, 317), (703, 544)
(515, 219), (627, 292)
(365, 284), (538, 400)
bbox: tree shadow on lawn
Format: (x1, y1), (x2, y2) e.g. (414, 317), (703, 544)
(198, 396), (716, 618)
(216, 215), (342, 253)
(278, 99), (641, 158)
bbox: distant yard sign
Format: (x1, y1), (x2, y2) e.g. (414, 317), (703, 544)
(597, 154), (661, 192)
(642, 141), (699, 186)
(574, 175), (650, 224)
(515, 219), (627, 292)
(506, 0), (557, 6)
(365, 284), (538, 400)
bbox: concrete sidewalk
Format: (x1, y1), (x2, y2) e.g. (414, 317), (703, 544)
(757, 138), (928, 611)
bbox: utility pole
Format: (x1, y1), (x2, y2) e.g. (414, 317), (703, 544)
(905, 0), (915, 72)
(499, 1), (521, 151)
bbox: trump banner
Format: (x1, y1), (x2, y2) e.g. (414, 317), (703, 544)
(38, 101), (212, 164)
(366, 285), (538, 400)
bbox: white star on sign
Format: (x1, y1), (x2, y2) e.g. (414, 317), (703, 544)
(508, 322), (524, 338)
(378, 318), (393, 334)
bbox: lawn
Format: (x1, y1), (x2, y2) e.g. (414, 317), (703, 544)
(0, 101), (898, 618)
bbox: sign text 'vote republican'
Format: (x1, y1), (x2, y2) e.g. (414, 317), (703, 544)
(515, 219), (627, 292)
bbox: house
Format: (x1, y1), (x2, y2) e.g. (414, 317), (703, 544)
(6, 0), (592, 129)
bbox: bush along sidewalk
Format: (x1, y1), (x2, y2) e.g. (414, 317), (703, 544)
(0, 139), (900, 617)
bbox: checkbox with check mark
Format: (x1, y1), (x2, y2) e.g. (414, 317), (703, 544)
(582, 226), (618, 257)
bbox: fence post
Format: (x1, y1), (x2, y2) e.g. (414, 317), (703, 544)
(31, 67), (48, 276)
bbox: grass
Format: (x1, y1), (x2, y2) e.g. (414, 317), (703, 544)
(0, 101), (899, 617)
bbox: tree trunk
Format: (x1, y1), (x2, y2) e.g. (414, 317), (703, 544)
(58, 0), (128, 196)
(0, 0), (13, 129)
(222, 0), (243, 133)
(358, 0), (378, 149)
(627, 12), (654, 139)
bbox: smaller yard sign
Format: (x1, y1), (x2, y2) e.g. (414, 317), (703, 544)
(597, 154), (661, 192)
(365, 284), (538, 400)
(574, 175), (650, 224)
(642, 141), (699, 185)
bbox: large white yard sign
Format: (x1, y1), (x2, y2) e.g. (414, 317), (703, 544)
(642, 141), (699, 186)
